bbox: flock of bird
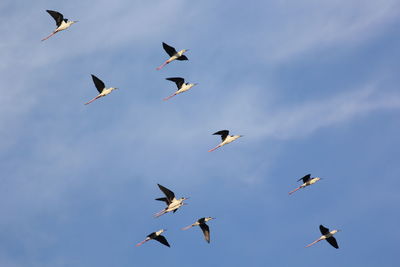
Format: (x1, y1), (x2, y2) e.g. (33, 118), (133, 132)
(42, 9), (341, 250)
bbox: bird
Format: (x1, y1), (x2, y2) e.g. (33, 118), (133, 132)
(154, 184), (189, 218)
(182, 217), (215, 243)
(42, 10), (77, 41)
(163, 77), (197, 101)
(208, 130), (243, 152)
(156, 42), (189, 70)
(135, 229), (170, 247)
(84, 75), (118, 105)
(288, 174), (322, 195)
(305, 225), (340, 249)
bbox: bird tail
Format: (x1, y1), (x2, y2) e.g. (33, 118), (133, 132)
(84, 95), (101, 105)
(156, 61), (168, 70)
(288, 186), (301, 195)
(41, 31), (57, 41)
(163, 93), (176, 101)
(305, 238), (321, 248)
(181, 224), (194, 230)
(154, 209), (167, 218)
(208, 145), (222, 152)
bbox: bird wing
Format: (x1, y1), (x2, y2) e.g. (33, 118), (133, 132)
(157, 184), (175, 202)
(213, 130), (229, 141)
(199, 223), (210, 243)
(155, 197), (169, 205)
(326, 236), (339, 249)
(176, 55), (188, 61)
(154, 235), (170, 247)
(46, 10), (64, 27)
(319, 225), (330, 235)
(166, 77), (185, 89)
(162, 42), (177, 57)
(298, 174), (311, 183)
(91, 74), (105, 93)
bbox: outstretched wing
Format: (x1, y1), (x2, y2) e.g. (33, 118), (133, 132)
(157, 184), (175, 202)
(176, 55), (188, 61)
(298, 174), (311, 183)
(46, 10), (64, 27)
(319, 225), (330, 235)
(155, 197), (169, 205)
(162, 42), (177, 57)
(91, 74), (105, 93)
(326, 236), (339, 249)
(166, 77), (185, 89)
(154, 235), (170, 247)
(199, 223), (210, 243)
(213, 130), (229, 141)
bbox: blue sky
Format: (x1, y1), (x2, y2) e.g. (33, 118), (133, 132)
(1, 0), (399, 266)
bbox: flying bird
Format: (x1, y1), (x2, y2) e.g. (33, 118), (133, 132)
(288, 174), (322, 195)
(154, 184), (188, 218)
(306, 225), (340, 249)
(163, 77), (197, 101)
(208, 130), (242, 152)
(42, 10), (77, 41)
(84, 75), (118, 105)
(156, 42), (188, 70)
(182, 217), (215, 243)
(136, 229), (170, 247)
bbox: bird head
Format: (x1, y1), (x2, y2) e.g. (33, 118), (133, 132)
(205, 217), (215, 222)
(314, 177), (322, 181)
(71, 20), (78, 24)
(111, 87), (118, 91)
(157, 229), (166, 235)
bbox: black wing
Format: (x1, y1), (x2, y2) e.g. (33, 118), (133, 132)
(199, 223), (210, 243)
(176, 55), (188, 61)
(155, 197), (169, 205)
(213, 130), (229, 141)
(46, 10), (64, 27)
(162, 42), (177, 57)
(157, 184), (175, 202)
(91, 74), (105, 93)
(298, 174), (311, 183)
(319, 225), (330, 235)
(326, 236), (339, 249)
(154, 235), (170, 247)
(166, 77), (185, 89)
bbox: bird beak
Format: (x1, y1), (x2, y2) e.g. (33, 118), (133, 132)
(194, 83), (198, 86)
(73, 21), (79, 23)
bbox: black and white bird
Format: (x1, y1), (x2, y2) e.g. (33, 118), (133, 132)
(84, 75), (118, 105)
(208, 130), (242, 152)
(156, 42), (189, 70)
(135, 229), (170, 247)
(42, 10), (77, 41)
(182, 217), (215, 243)
(154, 184), (188, 218)
(288, 174), (322, 195)
(306, 225), (340, 249)
(163, 77), (197, 101)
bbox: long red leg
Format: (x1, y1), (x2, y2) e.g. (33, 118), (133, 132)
(163, 93), (177, 101)
(84, 95), (101, 105)
(41, 31), (57, 41)
(182, 224), (194, 230)
(135, 239), (149, 247)
(208, 145), (222, 152)
(156, 61), (169, 70)
(154, 209), (167, 218)
(288, 186), (302, 195)
(305, 238), (321, 248)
